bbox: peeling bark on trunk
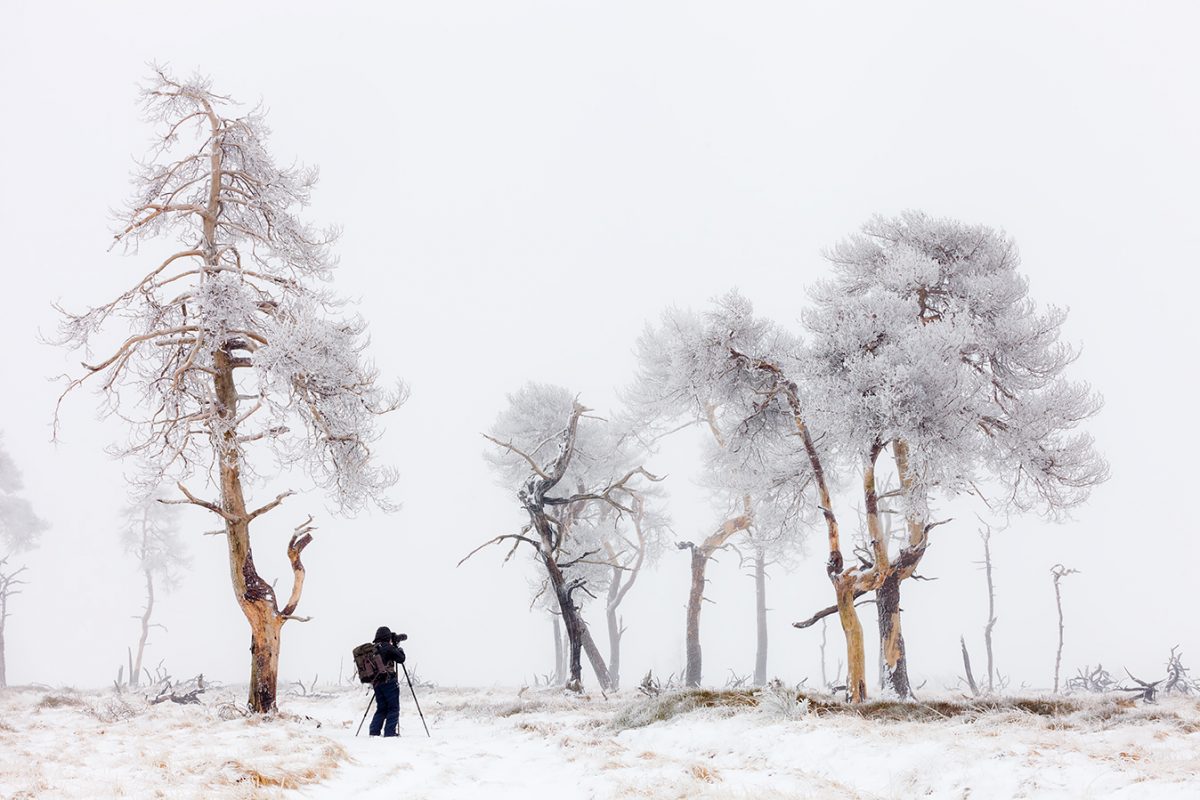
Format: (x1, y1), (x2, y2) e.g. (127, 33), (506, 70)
(212, 348), (314, 713)
(248, 613), (283, 713)
(836, 577), (868, 702)
(876, 570), (910, 697)
(753, 552), (767, 687)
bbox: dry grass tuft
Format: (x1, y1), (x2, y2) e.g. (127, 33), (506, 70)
(36, 693), (87, 710)
(222, 742), (349, 791)
(612, 689), (758, 730)
(689, 764), (722, 783)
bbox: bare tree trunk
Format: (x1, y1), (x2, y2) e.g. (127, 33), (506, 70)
(581, 625), (611, 691)
(679, 509), (752, 689)
(541, 550), (610, 691)
(249, 612), (284, 712)
(876, 570), (910, 697)
(551, 614), (564, 684)
(981, 526), (997, 693)
(753, 552), (768, 687)
(683, 544), (706, 688)
(130, 568), (155, 689)
(835, 577), (867, 702)
(819, 618), (828, 688)
(1050, 564), (1076, 694)
(212, 349), (313, 713)
(960, 635), (980, 696)
(606, 567), (623, 691)
(0, 564), (28, 690)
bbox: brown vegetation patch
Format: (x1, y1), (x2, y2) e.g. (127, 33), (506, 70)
(611, 687), (1162, 730)
(36, 693), (87, 710)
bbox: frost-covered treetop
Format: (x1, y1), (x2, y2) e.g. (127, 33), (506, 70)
(624, 291), (802, 440)
(626, 292), (817, 556)
(484, 383), (639, 497)
(54, 67), (404, 512)
(805, 211), (1107, 514)
(0, 435), (48, 553)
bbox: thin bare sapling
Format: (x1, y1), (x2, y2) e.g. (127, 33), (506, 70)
(119, 492), (189, 688)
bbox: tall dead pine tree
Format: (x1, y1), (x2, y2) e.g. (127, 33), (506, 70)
(54, 68), (404, 712)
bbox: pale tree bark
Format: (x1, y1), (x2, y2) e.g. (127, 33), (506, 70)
(602, 495), (650, 691)
(753, 551), (768, 687)
(981, 524), (998, 693)
(1051, 564), (1078, 694)
(551, 613), (565, 684)
(678, 509), (752, 687)
(129, 568), (155, 689)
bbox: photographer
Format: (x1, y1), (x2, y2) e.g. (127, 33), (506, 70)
(368, 626), (406, 737)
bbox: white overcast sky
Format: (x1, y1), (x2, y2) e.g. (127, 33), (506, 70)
(1, 1), (1197, 692)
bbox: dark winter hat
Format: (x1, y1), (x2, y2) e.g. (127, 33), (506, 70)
(374, 626), (394, 643)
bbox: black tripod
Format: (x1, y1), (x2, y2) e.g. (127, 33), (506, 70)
(355, 662), (431, 738)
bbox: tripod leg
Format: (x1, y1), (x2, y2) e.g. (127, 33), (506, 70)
(401, 663), (431, 738)
(355, 691), (375, 737)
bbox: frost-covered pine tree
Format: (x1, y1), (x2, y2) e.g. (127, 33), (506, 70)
(803, 211), (1108, 698)
(119, 492), (189, 688)
(627, 292), (817, 688)
(53, 68), (404, 712)
(476, 383), (656, 691)
(0, 435), (50, 689)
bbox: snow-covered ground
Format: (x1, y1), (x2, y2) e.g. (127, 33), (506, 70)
(2, 683), (1198, 799)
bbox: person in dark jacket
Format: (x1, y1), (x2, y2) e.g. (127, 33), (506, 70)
(369, 625), (406, 737)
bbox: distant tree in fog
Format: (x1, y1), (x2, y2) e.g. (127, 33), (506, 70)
(0, 435), (49, 688)
(119, 492), (189, 688)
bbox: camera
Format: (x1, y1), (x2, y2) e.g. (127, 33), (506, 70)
(391, 632), (408, 645)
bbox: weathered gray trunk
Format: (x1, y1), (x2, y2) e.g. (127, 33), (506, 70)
(753, 553), (767, 686)
(551, 614), (565, 684)
(130, 568), (155, 688)
(606, 567), (623, 691)
(684, 546), (706, 687)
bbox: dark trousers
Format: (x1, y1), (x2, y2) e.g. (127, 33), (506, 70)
(369, 678), (401, 737)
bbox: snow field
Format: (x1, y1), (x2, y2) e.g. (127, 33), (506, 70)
(2, 684), (1198, 799)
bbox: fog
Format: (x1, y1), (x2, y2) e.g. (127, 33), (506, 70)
(1, 1), (1196, 694)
